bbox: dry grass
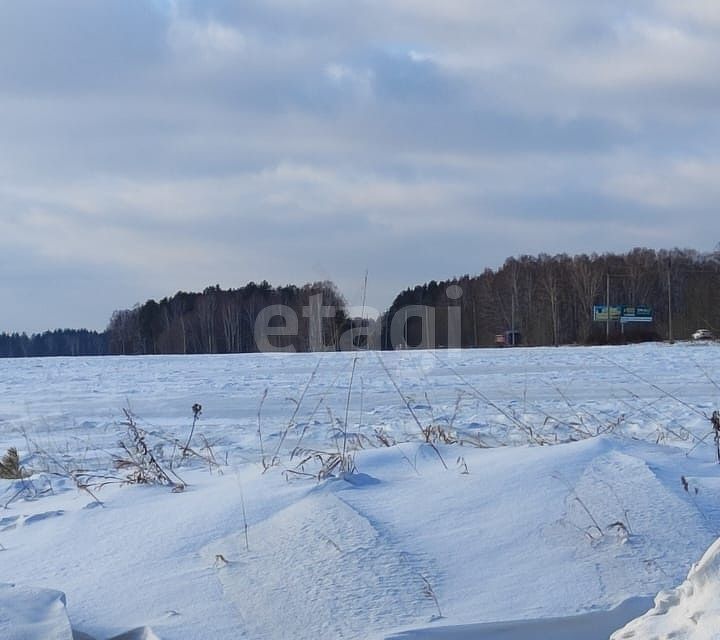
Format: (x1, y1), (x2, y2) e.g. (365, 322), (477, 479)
(420, 574), (443, 620)
(115, 410), (184, 490)
(0, 447), (27, 480)
(288, 447), (356, 481)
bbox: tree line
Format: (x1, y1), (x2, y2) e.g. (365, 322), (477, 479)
(106, 280), (349, 355)
(2, 246), (719, 357)
(0, 329), (108, 358)
(381, 247), (720, 349)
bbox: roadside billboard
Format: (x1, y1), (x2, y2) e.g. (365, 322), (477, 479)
(593, 305), (653, 323)
(619, 305), (653, 323)
(593, 305), (622, 322)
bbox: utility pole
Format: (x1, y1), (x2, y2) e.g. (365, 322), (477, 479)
(667, 261), (673, 344)
(606, 271), (610, 342)
(404, 307), (408, 349)
(358, 269), (368, 350)
(510, 289), (516, 346)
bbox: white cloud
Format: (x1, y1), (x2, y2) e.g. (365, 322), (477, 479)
(167, 9), (245, 65)
(605, 160), (720, 209)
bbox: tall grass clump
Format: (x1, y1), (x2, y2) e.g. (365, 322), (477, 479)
(0, 448), (27, 480)
(116, 410), (184, 490)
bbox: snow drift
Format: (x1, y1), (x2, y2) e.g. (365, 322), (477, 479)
(612, 536), (720, 639)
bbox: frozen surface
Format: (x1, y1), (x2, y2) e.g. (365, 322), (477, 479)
(1, 342), (719, 638)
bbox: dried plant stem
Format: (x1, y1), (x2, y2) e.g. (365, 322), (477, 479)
(270, 358), (322, 464)
(183, 403), (203, 456)
(257, 388), (269, 468)
(342, 356), (359, 463)
(374, 352), (448, 469)
(420, 575), (443, 619)
(237, 474), (250, 552)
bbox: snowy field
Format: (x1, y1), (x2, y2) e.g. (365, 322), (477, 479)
(1, 342), (720, 639)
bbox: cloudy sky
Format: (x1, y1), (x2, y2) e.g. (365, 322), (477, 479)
(1, 1), (719, 333)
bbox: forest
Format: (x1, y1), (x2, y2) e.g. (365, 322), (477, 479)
(381, 247), (720, 349)
(1, 247), (718, 357)
(0, 329), (108, 358)
(104, 280), (349, 355)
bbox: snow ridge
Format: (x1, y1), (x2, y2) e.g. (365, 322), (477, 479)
(204, 490), (434, 639)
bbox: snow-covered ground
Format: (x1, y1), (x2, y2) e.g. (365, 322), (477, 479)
(1, 342), (719, 639)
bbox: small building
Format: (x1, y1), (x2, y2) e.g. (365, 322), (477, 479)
(495, 330), (522, 347)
